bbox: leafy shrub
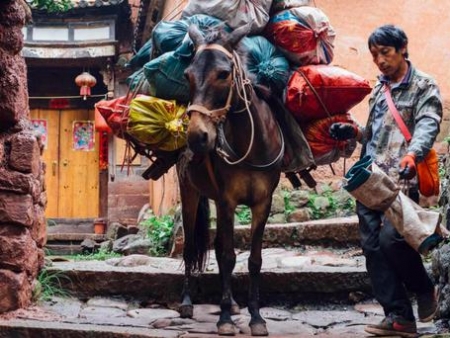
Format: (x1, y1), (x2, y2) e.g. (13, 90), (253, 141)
(140, 215), (174, 256)
(28, 0), (73, 12)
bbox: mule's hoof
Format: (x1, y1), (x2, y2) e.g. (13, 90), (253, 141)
(179, 304), (193, 318)
(250, 323), (269, 336)
(217, 322), (236, 336)
(231, 303), (240, 315)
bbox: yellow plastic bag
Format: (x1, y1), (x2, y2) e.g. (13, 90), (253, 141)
(127, 96), (187, 151)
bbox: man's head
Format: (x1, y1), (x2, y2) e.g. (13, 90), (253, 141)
(368, 25), (409, 82)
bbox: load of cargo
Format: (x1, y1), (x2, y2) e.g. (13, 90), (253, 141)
(96, 0), (371, 179)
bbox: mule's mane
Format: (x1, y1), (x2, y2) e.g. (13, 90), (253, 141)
(200, 25), (256, 84)
(203, 27), (247, 59)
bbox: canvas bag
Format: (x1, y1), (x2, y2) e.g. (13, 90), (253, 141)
(344, 156), (442, 254)
(384, 85), (440, 197)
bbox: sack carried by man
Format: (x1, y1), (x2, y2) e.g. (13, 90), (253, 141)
(416, 148), (440, 197)
(384, 85), (440, 197)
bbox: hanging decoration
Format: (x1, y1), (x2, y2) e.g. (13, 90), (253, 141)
(31, 119), (48, 149)
(73, 121), (95, 151)
(75, 71), (97, 100)
(99, 131), (109, 170)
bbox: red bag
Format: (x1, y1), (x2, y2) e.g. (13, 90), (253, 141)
(285, 65), (372, 123)
(95, 95), (143, 138)
(302, 114), (357, 165)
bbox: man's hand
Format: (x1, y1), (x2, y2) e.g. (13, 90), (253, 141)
(399, 153), (416, 180)
(329, 123), (358, 140)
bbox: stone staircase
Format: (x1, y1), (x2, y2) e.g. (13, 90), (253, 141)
(45, 218), (106, 255)
(0, 216), (443, 337)
(46, 216), (370, 305)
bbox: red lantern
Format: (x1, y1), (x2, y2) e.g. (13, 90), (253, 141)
(75, 71), (97, 100)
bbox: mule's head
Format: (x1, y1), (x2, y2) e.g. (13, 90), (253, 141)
(184, 24), (249, 155)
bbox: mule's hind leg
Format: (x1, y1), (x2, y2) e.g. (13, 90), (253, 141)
(247, 202), (272, 336)
(215, 202), (238, 336)
(178, 177), (210, 318)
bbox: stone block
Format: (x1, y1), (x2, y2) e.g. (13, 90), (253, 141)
(0, 225), (39, 277)
(0, 192), (34, 227)
(9, 132), (40, 176)
(31, 204), (47, 248)
(0, 269), (31, 313)
(0, 1), (28, 33)
(0, 53), (28, 131)
(0, 167), (37, 196)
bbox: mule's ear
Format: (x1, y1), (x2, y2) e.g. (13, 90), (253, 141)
(228, 23), (251, 47)
(188, 24), (205, 49)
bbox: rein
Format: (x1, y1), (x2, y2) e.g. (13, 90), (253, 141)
(186, 43), (284, 170)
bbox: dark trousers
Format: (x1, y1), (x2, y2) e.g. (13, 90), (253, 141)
(356, 197), (434, 321)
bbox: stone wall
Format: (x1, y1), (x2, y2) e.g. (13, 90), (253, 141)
(432, 148), (450, 328)
(0, 0), (46, 312)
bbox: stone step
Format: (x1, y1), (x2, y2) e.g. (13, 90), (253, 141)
(0, 320), (178, 338)
(47, 246), (369, 306)
(45, 233), (107, 256)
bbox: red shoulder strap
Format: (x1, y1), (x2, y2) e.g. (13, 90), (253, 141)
(383, 84), (412, 142)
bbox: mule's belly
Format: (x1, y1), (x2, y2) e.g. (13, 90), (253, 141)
(187, 163), (281, 205)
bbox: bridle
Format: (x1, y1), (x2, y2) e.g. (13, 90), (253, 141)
(185, 43), (285, 169)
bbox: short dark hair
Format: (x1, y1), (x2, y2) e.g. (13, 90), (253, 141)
(368, 24), (409, 58)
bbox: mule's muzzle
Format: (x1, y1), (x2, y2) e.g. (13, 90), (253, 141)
(187, 130), (210, 154)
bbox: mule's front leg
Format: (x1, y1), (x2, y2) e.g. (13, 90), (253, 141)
(215, 202), (237, 336)
(247, 202), (271, 336)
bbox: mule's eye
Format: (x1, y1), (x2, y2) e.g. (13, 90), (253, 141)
(217, 70), (230, 80)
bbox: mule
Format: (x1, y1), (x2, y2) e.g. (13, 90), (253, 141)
(177, 24), (286, 336)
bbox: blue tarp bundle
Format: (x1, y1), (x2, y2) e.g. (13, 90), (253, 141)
(143, 51), (191, 103)
(242, 35), (289, 94)
(127, 39), (153, 69)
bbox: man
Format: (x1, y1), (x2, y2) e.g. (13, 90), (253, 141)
(329, 25), (442, 338)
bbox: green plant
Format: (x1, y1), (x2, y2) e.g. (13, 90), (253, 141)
(235, 205), (251, 224)
(72, 247), (121, 261)
(307, 187), (355, 220)
(29, 0), (73, 12)
(140, 215), (174, 256)
(34, 268), (71, 302)
(282, 190), (295, 216)
(444, 136), (450, 145)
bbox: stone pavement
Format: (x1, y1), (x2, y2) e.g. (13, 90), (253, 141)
(0, 296), (441, 337)
(0, 246), (443, 337)
(0, 216), (445, 337)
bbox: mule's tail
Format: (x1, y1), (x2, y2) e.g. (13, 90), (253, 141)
(189, 195), (210, 272)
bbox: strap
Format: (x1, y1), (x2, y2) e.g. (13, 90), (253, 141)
(383, 84), (412, 142)
(295, 69), (331, 117)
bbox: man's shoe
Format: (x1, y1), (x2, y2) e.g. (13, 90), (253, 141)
(364, 314), (417, 338)
(417, 288), (438, 322)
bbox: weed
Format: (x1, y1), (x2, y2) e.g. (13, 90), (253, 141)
(34, 268), (71, 302)
(140, 215), (174, 256)
(282, 190), (295, 216)
(72, 247), (121, 261)
(307, 186), (355, 220)
(235, 205), (251, 224)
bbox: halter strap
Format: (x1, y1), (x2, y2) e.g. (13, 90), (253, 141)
(196, 44), (234, 59)
(186, 44), (236, 123)
(185, 81), (234, 124)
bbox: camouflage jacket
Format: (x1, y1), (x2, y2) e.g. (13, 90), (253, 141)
(360, 63), (442, 178)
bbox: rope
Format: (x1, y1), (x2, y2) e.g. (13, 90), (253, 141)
(295, 68), (347, 176)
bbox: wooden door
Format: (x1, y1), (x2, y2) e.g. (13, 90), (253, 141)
(30, 109), (99, 218)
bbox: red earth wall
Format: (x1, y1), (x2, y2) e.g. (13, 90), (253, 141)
(316, 0), (450, 141)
